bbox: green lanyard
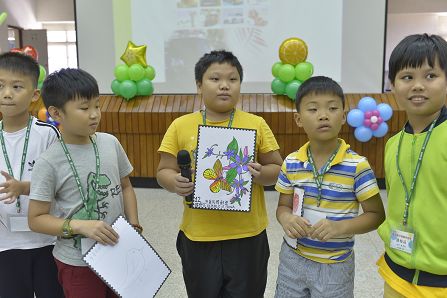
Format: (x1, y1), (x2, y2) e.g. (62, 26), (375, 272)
(0, 116), (33, 213)
(307, 142), (340, 207)
(59, 136), (100, 220)
(201, 109), (235, 127)
(396, 118), (437, 226)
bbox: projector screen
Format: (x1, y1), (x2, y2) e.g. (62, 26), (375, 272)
(75, 0), (386, 94)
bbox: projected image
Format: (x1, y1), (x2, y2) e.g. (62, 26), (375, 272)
(176, 10), (198, 28)
(223, 0), (244, 5)
(199, 9), (221, 27)
(177, 0), (199, 7)
(222, 8), (244, 25)
(200, 0), (221, 7)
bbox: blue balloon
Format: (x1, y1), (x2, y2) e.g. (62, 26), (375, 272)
(347, 109), (364, 127)
(358, 97), (377, 112)
(377, 103), (393, 121)
(354, 126), (373, 142)
(373, 122), (388, 137)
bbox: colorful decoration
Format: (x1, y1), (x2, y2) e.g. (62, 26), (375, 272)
(120, 41), (148, 67)
(0, 12), (7, 26)
(347, 97), (393, 142)
(37, 107), (60, 128)
(112, 41), (156, 100)
(271, 37), (314, 101)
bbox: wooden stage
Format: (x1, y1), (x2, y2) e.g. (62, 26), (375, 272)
(29, 93), (408, 180)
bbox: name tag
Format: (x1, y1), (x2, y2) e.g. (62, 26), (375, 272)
(0, 212), (30, 232)
(390, 229), (414, 254)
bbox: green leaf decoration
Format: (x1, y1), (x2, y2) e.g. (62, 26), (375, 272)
(226, 168), (237, 184)
(227, 137), (238, 156)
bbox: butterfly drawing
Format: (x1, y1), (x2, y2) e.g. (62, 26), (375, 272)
(203, 159), (232, 193)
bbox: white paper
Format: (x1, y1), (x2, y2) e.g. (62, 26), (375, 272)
(193, 125), (257, 212)
(303, 208), (326, 226)
(83, 216), (171, 298)
(284, 187), (304, 249)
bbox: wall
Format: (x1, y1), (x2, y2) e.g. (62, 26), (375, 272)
(36, 0), (74, 22)
(0, 0), (41, 53)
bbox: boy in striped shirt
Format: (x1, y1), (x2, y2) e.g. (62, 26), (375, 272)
(274, 76), (385, 298)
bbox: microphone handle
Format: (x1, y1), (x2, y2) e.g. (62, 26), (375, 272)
(180, 166), (194, 206)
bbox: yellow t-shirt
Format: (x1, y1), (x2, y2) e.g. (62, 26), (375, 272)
(158, 109), (280, 241)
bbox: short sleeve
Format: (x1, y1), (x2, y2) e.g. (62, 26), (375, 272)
(30, 157), (56, 202)
(158, 119), (179, 156)
(113, 137), (133, 178)
(258, 118), (280, 154)
(354, 158), (380, 202)
(275, 160), (294, 195)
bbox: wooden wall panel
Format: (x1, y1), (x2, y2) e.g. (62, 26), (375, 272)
(27, 93), (415, 179)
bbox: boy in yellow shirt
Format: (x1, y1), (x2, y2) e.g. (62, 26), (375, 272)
(157, 50), (282, 297)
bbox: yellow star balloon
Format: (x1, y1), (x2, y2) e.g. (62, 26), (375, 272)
(120, 41), (147, 67)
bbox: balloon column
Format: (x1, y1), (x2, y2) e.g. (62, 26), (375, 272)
(111, 41), (156, 100)
(271, 37), (314, 101)
(10, 46), (46, 89)
(347, 97), (393, 142)
(0, 12), (7, 26)
(38, 107), (60, 129)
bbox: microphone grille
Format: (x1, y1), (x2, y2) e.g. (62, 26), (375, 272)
(177, 150), (191, 165)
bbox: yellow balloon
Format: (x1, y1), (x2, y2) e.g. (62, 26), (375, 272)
(278, 37), (308, 65)
(120, 41), (148, 67)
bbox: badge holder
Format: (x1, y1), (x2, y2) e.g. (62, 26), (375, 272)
(390, 224), (415, 255)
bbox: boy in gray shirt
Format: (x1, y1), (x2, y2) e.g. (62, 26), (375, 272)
(28, 68), (141, 298)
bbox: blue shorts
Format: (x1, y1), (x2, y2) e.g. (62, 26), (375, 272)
(275, 241), (355, 298)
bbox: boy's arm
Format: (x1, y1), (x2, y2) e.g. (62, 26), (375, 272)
(309, 193), (385, 241)
(121, 175), (139, 226)
(277, 193), (311, 238)
(156, 152), (194, 196)
(28, 199), (119, 245)
(248, 150), (282, 186)
(0, 171), (30, 202)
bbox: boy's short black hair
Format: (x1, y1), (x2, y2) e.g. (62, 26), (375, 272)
(388, 33), (447, 85)
(195, 50), (243, 83)
(0, 52), (40, 87)
(41, 68), (99, 110)
(295, 76), (345, 112)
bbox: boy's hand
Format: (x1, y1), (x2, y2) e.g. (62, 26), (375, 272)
(0, 171), (25, 203)
(174, 173), (194, 197)
(71, 220), (119, 245)
(279, 213), (311, 239)
(247, 162), (262, 179)
(309, 219), (342, 242)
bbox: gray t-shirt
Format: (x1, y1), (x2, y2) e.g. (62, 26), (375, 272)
(30, 132), (133, 266)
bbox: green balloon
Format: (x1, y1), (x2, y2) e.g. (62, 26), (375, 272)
(38, 65), (46, 83)
(295, 62), (314, 81)
(119, 80), (137, 99)
(271, 62), (282, 77)
(278, 64), (295, 83)
(129, 64), (145, 81)
(114, 64), (129, 81)
(271, 78), (286, 95)
(136, 78), (154, 96)
(144, 65), (156, 80)
(285, 80), (302, 101)
(111, 79), (121, 95)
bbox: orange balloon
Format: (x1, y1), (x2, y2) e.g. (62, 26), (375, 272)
(37, 107), (47, 121)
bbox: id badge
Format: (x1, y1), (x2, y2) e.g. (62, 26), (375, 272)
(0, 213), (30, 232)
(390, 226), (415, 254)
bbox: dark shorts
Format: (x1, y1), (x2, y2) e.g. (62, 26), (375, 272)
(176, 229), (270, 298)
(0, 245), (64, 298)
(55, 258), (118, 298)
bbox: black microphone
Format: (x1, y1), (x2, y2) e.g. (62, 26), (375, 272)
(177, 150), (193, 207)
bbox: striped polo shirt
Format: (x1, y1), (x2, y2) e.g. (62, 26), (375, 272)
(275, 139), (379, 263)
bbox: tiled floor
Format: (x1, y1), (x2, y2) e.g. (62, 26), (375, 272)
(135, 188), (387, 298)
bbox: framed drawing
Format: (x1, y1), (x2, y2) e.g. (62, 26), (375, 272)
(193, 125), (257, 212)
